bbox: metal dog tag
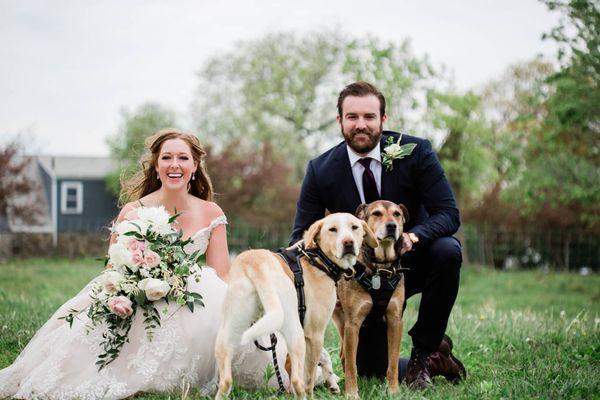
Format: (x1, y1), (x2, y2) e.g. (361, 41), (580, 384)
(371, 275), (381, 290)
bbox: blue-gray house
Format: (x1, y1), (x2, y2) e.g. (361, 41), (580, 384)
(5, 156), (119, 247)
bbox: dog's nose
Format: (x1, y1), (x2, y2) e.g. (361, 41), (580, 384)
(342, 238), (355, 255)
(385, 222), (397, 232)
(342, 238), (354, 247)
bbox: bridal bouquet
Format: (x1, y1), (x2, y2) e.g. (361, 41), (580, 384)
(61, 206), (205, 370)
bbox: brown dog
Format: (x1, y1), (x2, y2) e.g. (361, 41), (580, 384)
(215, 213), (378, 399)
(333, 200), (408, 398)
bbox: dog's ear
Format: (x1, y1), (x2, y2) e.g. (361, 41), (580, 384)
(398, 203), (409, 223)
(355, 203), (369, 220)
(303, 219), (324, 249)
(361, 220), (379, 249)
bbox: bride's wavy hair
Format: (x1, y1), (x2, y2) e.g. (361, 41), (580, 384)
(119, 128), (213, 204)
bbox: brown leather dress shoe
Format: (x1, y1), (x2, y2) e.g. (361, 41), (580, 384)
(427, 334), (467, 383)
(405, 347), (433, 390)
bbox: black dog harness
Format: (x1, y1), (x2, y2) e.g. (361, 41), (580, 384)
(254, 244), (347, 393)
(349, 256), (410, 320)
(275, 244), (347, 325)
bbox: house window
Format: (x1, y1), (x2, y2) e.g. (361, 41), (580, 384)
(61, 181), (83, 214)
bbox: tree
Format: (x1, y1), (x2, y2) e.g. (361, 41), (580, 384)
(192, 30), (442, 178)
(465, 58), (555, 226)
(510, 0), (600, 228)
(106, 103), (177, 196)
(206, 140), (299, 225)
(427, 91), (496, 210)
(0, 140), (43, 224)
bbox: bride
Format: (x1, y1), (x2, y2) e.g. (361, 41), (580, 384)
(0, 129), (290, 399)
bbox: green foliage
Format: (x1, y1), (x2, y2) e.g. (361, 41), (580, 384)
(509, 0), (600, 227)
(1, 260), (598, 398)
(193, 31), (346, 174)
(342, 36), (439, 134)
(105, 103), (177, 196)
(427, 91), (496, 207)
(192, 30), (442, 177)
(542, 0), (600, 80)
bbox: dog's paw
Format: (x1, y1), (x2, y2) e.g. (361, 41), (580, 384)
(326, 373), (341, 394)
(327, 382), (341, 394)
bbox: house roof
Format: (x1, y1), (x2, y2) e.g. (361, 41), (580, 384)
(38, 155), (116, 179)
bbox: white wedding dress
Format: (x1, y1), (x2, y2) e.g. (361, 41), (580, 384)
(0, 216), (290, 399)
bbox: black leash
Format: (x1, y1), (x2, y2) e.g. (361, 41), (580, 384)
(252, 245), (308, 394)
(253, 333), (286, 393)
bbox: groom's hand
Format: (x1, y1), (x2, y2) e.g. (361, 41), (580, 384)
(400, 232), (413, 255)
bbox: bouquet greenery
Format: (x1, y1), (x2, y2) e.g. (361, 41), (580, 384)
(61, 206), (205, 370)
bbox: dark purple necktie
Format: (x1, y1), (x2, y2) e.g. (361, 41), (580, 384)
(358, 158), (380, 204)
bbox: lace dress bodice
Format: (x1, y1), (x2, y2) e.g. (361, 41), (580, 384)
(183, 215), (227, 256)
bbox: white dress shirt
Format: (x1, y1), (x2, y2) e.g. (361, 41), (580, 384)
(346, 144), (382, 204)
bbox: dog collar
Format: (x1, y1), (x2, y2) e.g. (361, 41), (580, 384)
(360, 247), (410, 275)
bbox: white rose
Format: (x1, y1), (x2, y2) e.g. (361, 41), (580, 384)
(116, 233), (134, 246)
(108, 243), (133, 269)
(137, 206), (171, 235)
(385, 143), (402, 157)
(154, 222), (175, 235)
(114, 220), (138, 236)
(116, 219), (152, 238)
(138, 278), (171, 301)
(102, 270), (124, 293)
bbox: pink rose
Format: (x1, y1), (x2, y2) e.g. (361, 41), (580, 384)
(144, 250), (161, 268)
(107, 296), (133, 319)
(132, 250), (144, 267)
(128, 240), (146, 252)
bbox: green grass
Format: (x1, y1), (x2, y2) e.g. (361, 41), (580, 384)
(1, 259), (599, 399)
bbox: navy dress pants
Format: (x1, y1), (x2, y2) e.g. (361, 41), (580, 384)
(355, 236), (462, 378)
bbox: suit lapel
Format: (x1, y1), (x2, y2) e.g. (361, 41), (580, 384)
(334, 144), (361, 209)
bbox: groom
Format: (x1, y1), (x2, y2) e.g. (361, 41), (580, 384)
(290, 81), (466, 389)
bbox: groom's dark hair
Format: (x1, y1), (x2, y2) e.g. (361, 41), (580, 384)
(337, 81), (386, 118)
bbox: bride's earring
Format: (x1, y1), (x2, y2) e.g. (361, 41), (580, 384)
(157, 173), (160, 180)
(191, 172), (195, 181)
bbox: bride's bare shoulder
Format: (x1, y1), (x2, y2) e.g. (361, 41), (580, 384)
(117, 194), (158, 222)
(191, 197), (225, 220)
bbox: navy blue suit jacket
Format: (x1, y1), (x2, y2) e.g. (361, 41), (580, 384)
(290, 131), (460, 245)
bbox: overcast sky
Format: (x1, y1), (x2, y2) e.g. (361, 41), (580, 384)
(1, 0), (561, 156)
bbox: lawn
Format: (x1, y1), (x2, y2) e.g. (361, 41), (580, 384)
(1, 258), (598, 399)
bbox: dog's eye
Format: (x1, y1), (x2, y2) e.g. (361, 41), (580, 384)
(328, 227), (338, 232)
(351, 225), (359, 230)
(371, 211), (383, 217)
(393, 211), (401, 217)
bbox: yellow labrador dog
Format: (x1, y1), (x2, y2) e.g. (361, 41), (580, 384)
(215, 213), (377, 398)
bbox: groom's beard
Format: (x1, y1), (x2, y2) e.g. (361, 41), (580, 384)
(342, 123), (383, 154)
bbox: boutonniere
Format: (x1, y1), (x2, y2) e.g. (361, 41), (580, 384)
(381, 133), (417, 171)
